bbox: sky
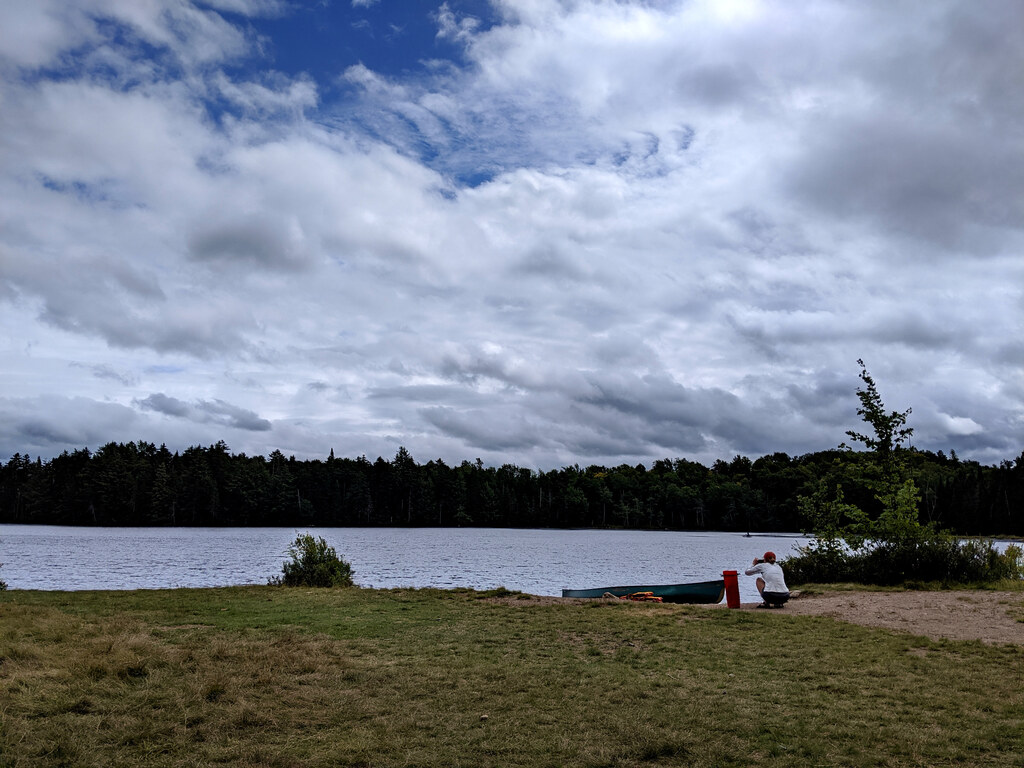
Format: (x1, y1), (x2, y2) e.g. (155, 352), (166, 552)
(1, 0), (1022, 471)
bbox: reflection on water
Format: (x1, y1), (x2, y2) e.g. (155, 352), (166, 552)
(0, 525), (811, 602)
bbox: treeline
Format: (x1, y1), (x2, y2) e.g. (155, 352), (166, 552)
(0, 441), (1021, 535)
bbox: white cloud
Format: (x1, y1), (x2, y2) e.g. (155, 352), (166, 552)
(212, 73), (319, 117)
(0, 0), (1022, 469)
(0, 0), (264, 72)
(435, 2), (480, 42)
(937, 414), (984, 437)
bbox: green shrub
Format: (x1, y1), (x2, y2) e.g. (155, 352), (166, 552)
(270, 533), (353, 588)
(785, 538), (1024, 587)
(781, 546), (853, 585)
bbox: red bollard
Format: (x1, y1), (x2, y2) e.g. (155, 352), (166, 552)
(723, 570), (740, 608)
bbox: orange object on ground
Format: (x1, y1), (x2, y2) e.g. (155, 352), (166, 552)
(722, 570), (740, 608)
(619, 591), (664, 603)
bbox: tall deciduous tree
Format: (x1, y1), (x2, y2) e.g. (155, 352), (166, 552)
(844, 359), (914, 471)
(802, 360), (928, 551)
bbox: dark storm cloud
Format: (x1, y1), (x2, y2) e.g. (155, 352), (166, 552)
(866, 312), (966, 350)
(568, 375), (765, 456)
(674, 62), (760, 108)
(785, 374), (854, 424)
(511, 246), (590, 281)
(0, 397), (139, 458)
(139, 393), (192, 418)
(437, 354), (520, 389)
(139, 394), (271, 431)
(15, 419), (87, 446)
(369, 383), (488, 407)
(575, 375), (724, 428)
(420, 406), (545, 452)
(196, 400), (273, 432)
(70, 362), (137, 386)
(410, 370), (802, 461)
(39, 303), (248, 359)
(187, 215), (311, 271)
(788, 118), (1024, 252)
(993, 341), (1024, 369)
(1, 245), (250, 359)
(780, 2), (1024, 255)
(729, 304), (970, 362)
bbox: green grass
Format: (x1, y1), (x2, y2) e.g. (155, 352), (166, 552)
(1, 587), (1022, 767)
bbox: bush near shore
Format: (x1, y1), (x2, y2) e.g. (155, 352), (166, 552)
(269, 532), (354, 588)
(785, 539), (1024, 587)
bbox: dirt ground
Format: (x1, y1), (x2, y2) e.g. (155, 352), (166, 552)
(749, 589), (1024, 645)
(492, 590), (1024, 645)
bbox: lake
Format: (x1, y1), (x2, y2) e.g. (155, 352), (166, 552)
(0, 525), (811, 603)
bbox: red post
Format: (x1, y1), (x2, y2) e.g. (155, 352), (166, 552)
(722, 570), (740, 609)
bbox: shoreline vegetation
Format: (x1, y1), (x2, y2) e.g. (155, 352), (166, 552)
(1, 441), (1022, 535)
(2, 585), (1022, 767)
(5, 363), (1020, 592)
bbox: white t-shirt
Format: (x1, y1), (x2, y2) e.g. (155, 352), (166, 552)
(744, 561), (788, 593)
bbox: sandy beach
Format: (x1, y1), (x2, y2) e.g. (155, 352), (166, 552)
(504, 589), (1024, 646)
(741, 589), (1024, 645)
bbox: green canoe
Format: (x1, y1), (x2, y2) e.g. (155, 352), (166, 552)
(561, 579), (725, 604)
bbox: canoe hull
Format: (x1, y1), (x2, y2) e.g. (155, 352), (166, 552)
(561, 579), (725, 604)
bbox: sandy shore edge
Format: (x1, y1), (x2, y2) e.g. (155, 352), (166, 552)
(736, 589), (1024, 645)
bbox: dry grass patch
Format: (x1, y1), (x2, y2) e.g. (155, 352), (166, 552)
(2, 587), (1023, 767)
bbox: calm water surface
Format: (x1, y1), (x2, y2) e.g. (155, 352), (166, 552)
(0, 525), (811, 603)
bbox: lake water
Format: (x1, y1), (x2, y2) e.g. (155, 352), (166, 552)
(0, 525), (811, 603)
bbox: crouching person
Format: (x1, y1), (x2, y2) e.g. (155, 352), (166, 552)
(745, 551), (789, 608)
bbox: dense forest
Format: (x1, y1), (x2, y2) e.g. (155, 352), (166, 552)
(1, 442), (1021, 535)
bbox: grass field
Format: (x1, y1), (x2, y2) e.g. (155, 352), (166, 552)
(1, 586), (1022, 767)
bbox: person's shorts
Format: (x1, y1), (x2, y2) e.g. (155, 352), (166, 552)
(762, 591), (789, 605)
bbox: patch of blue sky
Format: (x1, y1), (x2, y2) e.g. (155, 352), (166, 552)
(17, 17), (175, 88)
(224, 2), (687, 188)
(355, 102), (571, 186)
(240, 0), (498, 85)
(237, 1), (515, 186)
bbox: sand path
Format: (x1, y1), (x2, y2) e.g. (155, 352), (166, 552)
(744, 590), (1024, 645)
(500, 589), (1024, 645)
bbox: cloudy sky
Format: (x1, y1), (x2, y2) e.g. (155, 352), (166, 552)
(1, 0), (1022, 470)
